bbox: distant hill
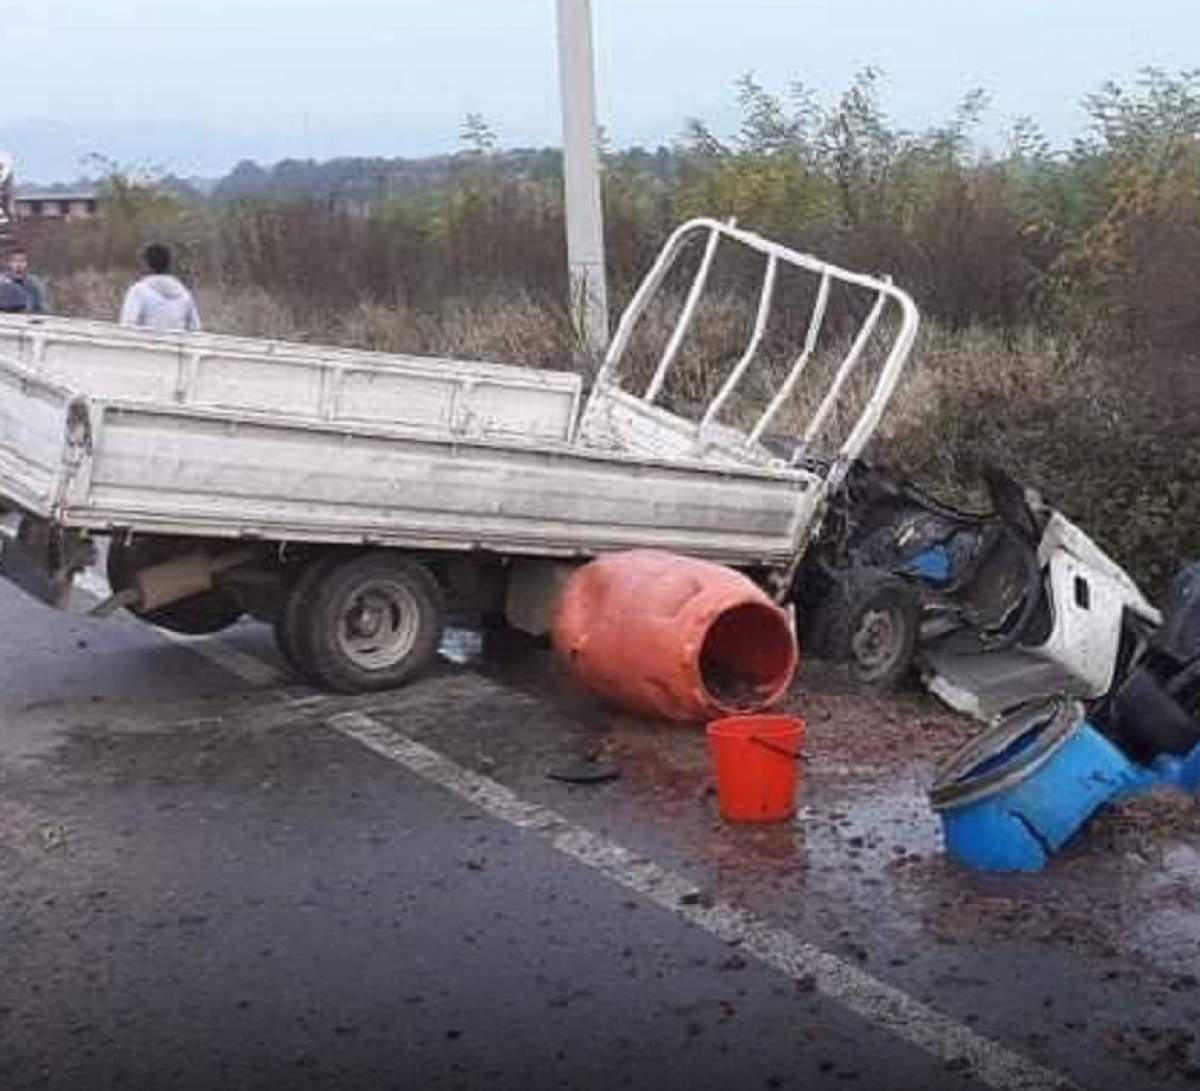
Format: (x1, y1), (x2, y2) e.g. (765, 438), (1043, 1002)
(212, 150), (549, 201)
(16, 145), (680, 206)
(210, 147), (677, 202)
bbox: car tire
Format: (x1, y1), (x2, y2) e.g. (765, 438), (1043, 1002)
(810, 567), (920, 691)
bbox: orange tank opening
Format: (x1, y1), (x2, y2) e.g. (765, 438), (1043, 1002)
(698, 602), (796, 709)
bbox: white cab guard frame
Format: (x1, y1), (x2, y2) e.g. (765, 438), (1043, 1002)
(580, 217), (920, 492)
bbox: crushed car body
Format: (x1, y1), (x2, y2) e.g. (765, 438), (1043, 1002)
(796, 462), (1163, 721)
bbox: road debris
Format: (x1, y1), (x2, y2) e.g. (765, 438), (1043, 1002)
(930, 698), (1157, 871)
(546, 755), (622, 784)
(552, 549), (796, 722)
(36, 821), (68, 851)
(706, 714), (804, 823)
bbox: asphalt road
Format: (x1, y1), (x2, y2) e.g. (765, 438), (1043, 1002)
(2, 580), (1200, 1091)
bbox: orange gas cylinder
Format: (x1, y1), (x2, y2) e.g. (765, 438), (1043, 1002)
(551, 550), (798, 722)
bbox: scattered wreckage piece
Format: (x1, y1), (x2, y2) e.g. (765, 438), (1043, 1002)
(552, 549), (797, 722)
(930, 698), (1155, 872)
(1094, 562), (1200, 763)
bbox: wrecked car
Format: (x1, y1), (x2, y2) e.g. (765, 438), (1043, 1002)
(794, 461), (1165, 721)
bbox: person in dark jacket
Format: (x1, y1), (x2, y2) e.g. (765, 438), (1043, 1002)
(0, 247), (45, 313)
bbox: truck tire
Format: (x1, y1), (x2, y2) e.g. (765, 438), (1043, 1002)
(809, 568), (920, 692)
(107, 538), (244, 636)
(297, 552), (446, 693)
(273, 555), (341, 683)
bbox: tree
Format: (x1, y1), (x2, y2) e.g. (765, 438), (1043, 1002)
(460, 114), (498, 157)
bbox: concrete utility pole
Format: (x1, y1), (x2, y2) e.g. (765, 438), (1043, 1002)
(555, 0), (610, 359)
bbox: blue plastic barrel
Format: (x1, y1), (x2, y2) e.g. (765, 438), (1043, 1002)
(930, 698), (1157, 872)
(1152, 741), (1200, 794)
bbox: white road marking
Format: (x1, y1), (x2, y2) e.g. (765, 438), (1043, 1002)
(157, 632), (282, 687)
(329, 709), (1079, 1091)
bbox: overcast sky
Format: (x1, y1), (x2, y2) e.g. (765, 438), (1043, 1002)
(3, 0), (1197, 182)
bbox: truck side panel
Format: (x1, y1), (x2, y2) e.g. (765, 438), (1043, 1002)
(0, 316), (583, 445)
(64, 401), (818, 562)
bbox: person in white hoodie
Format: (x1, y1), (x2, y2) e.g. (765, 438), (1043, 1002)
(119, 243), (201, 331)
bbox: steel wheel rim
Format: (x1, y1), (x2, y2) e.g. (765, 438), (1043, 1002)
(335, 579), (421, 671)
(851, 606), (904, 680)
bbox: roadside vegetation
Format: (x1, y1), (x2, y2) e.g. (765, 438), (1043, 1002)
(22, 68), (1200, 596)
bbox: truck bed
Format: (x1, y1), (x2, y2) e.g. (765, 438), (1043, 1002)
(0, 352), (819, 566)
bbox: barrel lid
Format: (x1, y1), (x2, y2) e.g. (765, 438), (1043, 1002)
(929, 696), (1085, 810)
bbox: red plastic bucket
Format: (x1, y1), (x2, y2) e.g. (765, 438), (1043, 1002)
(706, 714), (805, 823)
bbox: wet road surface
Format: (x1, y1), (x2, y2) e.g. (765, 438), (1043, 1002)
(2, 580), (1200, 1090)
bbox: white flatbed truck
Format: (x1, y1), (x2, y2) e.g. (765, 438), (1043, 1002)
(0, 220), (918, 692)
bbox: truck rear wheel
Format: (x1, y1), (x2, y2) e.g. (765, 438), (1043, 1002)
(296, 552), (445, 693)
(274, 555), (340, 683)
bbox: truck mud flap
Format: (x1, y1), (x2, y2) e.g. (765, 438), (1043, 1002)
(0, 530), (70, 608)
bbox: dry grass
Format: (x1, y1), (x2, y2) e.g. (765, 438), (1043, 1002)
(50, 269), (577, 369)
(336, 295), (575, 371)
